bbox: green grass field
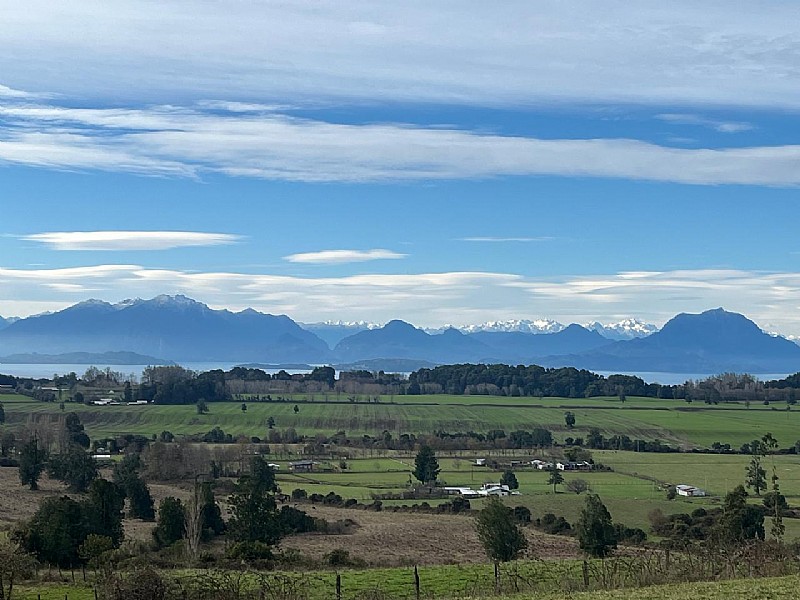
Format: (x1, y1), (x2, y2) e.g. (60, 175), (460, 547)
(15, 568), (800, 600)
(5, 392), (800, 448)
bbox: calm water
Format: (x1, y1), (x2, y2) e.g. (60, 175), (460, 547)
(0, 362), (314, 380)
(594, 371), (792, 385)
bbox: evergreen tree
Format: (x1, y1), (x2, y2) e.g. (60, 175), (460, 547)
(85, 479), (125, 546)
(474, 496), (528, 563)
(18, 437), (48, 490)
(577, 494), (617, 558)
(227, 472), (283, 544)
(716, 485), (765, 544)
(546, 466), (564, 493)
(745, 448), (767, 496)
(47, 444), (98, 492)
(64, 412), (90, 448)
(153, 497), (186, 548)
(112, 454), (155, 520)
(199, 482), (225, 539)
(500, 470), (519, 490)
(247, 456), (278, 494)
(16, 496), (89, 567)
(413, 446), (440, 484)
(127, 477), (156, 520)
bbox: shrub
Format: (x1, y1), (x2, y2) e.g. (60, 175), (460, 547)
(325, 548), (353, 567)
(225, 541), (275, 561)
(105, 568), (168, 600)
(512, 506), (531, 523)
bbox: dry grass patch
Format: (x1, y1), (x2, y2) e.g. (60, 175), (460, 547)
(280, 504), (579, 566)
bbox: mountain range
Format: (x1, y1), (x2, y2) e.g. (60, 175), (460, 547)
(0, 295), (330, 363)
(1, 296), (799, 374)
(314, 318), (659, 341)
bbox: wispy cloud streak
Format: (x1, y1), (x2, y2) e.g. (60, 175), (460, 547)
(24, 231), (242, 251)
(0, 100), (799, 186)
(284, 249), (407, 264)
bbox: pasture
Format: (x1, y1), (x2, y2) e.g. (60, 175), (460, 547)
(14, 567), (800, 600)
(4, 392), (800, 448)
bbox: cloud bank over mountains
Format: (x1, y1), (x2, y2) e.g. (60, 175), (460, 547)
(4, 265), (800, 338)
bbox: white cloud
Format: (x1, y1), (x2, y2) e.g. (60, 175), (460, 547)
(0, 101), (798, 186)
(284, 249), (407, 264)
(655, 113), (754, 133)
(4, 264), (800, 337)
(24, 231), (242, 251)
(1, 2), (800, 109)
(0, 84), (34, 98)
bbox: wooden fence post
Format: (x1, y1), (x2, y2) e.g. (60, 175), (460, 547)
(336, 572), (341, 600)
(494, 562), (500, 594)
(414, 565), (421, 600)
(582, 560), (589, 589)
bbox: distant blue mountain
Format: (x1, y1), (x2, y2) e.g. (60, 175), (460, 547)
(0, 316), (8, 331)
(547, 308), (800, 373)
(1, 300), (796, 373)
(470, 324), (610, 361)
(301, 321), (378, 347)
(0, 351), (173, 365)
(332, 321), (611, 364)
(334, 320), (492, 363)
(0, 295), (331, 363)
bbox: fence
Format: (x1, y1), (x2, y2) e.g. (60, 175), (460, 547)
(27, 543), (800, 600)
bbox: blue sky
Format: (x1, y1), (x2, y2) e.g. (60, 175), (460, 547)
(1, 1), (800, 334)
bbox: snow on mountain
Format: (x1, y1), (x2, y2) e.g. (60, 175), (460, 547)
(584, 319), (658, 340)
(301, 320), (383, 348)
(306, 320), (383, 329)
(428, 319), (566, 335)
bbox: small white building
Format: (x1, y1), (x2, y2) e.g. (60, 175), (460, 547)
(475, 458), (486, 466)
(556, 461), (593, 471)
(676, 484), (706, 497)
(478, 483), (512, 496)
(443, 486), (479, 497)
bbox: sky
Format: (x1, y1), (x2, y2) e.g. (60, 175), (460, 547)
(1, 1), (800, 334)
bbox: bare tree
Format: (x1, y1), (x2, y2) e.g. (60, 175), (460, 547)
(184, 484), (203, 561)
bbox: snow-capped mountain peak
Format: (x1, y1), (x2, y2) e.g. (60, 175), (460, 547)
(305, 320), (383, 329)
(429, 319), (566, 335)
(584, 318), (658, 340)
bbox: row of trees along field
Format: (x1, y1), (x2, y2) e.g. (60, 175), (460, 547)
(9, 365), (800, 406)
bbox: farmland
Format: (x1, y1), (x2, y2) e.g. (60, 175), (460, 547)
(5, 385), (800, 600)
(4, 392), (800, 448)
(12, 565), (800, 600)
